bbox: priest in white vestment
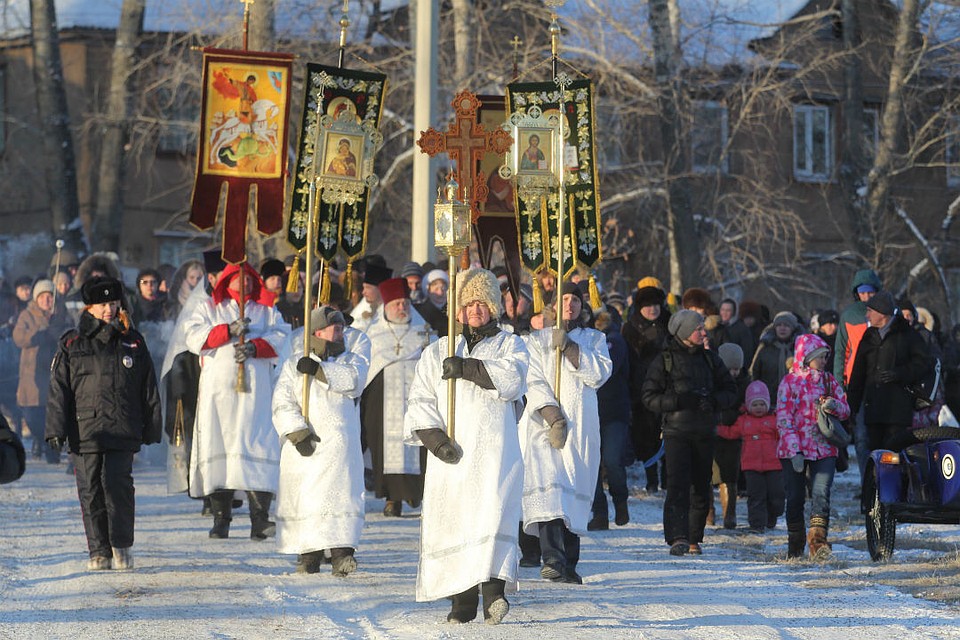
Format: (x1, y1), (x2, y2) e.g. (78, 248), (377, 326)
(272, 306), (370, 576)
(404, 268), (528, 625)
(519, 282), (612, 584)
(360, 278), (435, 517)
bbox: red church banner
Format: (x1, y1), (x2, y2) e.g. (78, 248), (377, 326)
(190, 48), (294, 264)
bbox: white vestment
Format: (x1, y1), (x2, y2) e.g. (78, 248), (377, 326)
(403, 329), (529, 602)
(519, 327), (612, 536)
(349, 298), (379, 333)
(183, 296), (290, 497)
(364, 306), (435, 475)
(272, 327), (371, 554)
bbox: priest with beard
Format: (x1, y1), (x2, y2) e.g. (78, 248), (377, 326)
(360, 278), (435, 517)
(403, 268), (529, 625)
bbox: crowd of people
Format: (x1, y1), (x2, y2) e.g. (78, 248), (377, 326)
(0, 249), (957, 625)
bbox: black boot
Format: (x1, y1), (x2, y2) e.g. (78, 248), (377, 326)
(787, 522), (805, 559)
(481, 579), (509, 625)
(248, 491), (276, 541)
(296, 551), (325, 574)
(330, 547), (357, 577)
(614, 500), (630, 526)
(201, 496), (213, 517)
(208, 491), (233, 539)
(447, 586), (479, 623)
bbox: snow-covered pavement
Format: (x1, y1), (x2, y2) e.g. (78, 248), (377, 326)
(2, 450), (959, 639)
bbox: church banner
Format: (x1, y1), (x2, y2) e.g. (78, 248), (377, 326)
(190, 48), (294, 264)
(286, 64), (387, 263)
(506, 78), (602, 278)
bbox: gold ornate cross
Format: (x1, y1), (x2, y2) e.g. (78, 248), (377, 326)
(417, 91), (513, 222)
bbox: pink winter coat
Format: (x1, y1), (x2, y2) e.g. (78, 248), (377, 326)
(775, 333), (850, 461)
(717, 412), (781, 472)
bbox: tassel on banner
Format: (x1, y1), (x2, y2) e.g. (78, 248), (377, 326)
(286, 253), (301, 293)
(319, 263), (332, 304)
(343, 262), (354, 302)
(589, 275), (603, 310)
(532, 278), (544, 314)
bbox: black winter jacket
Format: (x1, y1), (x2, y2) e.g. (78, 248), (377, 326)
(641, 337), (739, 438)
(46, 312), (162, 453)
(847, 314), (931, 427)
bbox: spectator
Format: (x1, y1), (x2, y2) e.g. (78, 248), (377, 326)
(750, 311), (803, 406)
(719, 298), (757, 364)
(132, 268), (166, 324)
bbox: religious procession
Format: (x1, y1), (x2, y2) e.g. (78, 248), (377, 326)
(2, 0), (960, 634)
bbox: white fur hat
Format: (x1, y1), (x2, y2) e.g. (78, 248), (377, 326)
(456, 268), (501, 317)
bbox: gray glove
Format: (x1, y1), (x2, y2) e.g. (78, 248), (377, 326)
(790, 453), (805, 474)
(287, 428), (321, 456)
(234, 341), (256, 363)
(539, 404), (568, 449)
(551, 328), (580, 367)
(228, 317), (251, 337)
(416, 428), (462, 464)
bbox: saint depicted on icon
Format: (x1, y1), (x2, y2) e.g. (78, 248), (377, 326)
(519, 133), (548, 172)
(325, 137), (358, 177)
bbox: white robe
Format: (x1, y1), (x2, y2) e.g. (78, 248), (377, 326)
(364, 306), (435, 476)
(272, 327), (371, 554)
(403, 329), (529, 602)
(519, 327), (612, 536)
(350, 298), (379, 333)
(183, 296), (290, 497)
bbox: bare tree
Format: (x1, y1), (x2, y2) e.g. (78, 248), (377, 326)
(29, 0), (80, 248)
(91, 0), (145, 253)
(452, 0), (474, 89)
(248, 0), (276, 52)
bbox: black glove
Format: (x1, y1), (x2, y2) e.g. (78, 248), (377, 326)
(698, 395), (717, 412)
(296, 357), (319, 376)
(878, 369), (898, 383)
(234, 341), (256, 363)
(228, 317), (251, 337)
(326, 341), (346, 359)
(287, 428), (321, 457)
(460, 358), (496, 390)
(442, 356), (465, 380)
(677, 391), (701, 411)
(46, 437), (64, 452)
(416, 428), (462, 464)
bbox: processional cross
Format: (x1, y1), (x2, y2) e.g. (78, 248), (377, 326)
(417, 90), (513, 222)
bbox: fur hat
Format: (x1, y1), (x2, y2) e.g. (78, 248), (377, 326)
(818, 309), (840, 326)
(739, 300), (763, 321)
(917, 307), (935, 332)
(745, 380), (770, 411)
(202, 249), (227, 276)
(75, 253), (122, 289)
(772, 311), (799, 330)
(32, 279), (55, 301)
(636, 276), (663, 290)
(668, 309), (704, 339)
(309, 305), (345, 330)
(634, 285), (666, 309)
(259, 259), (286, 280)
(456, 268), (501, 317)
(681, 287), (713, 312)
(717, 343), (744, 370)
(82, 276), (123, 305)
(378, 278), (409, 306)
(363, 263), (393, 286)
(424, 269), (449, 286)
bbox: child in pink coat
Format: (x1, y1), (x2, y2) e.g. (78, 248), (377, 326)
(717, 381), (784, 533)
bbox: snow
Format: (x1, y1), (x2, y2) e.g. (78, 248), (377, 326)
(3, 446), (960, 638)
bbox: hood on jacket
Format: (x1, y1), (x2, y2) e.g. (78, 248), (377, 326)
(75, 253), (123, 289)
(850, 269), (882, 299)
(790, 333), (829, 375)
(212, 263), (275, 306)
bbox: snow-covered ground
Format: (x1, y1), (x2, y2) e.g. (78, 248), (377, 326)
(2, 445), (960, 639)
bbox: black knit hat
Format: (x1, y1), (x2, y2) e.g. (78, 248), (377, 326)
(202, 249), (226, 275)
(82, 276), (123, 305)
(260, 259), (286, 280)
(866, 291), (896, 316)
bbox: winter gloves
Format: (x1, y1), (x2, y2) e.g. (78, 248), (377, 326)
(234, 341), (256, 363)
(551, 329), (580, 368)
(441, 357), (496, 390)
(296, 357), (327, 384)
(878, 369), (899, 383)
(287, 428), (321, 456)
(416, 428), (462, 464)
(228, 317), (250, 337)
(676, 390), (715, 412)
(539, 404), (568, 449)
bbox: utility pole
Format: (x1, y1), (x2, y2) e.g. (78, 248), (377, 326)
(411, 0), (439, 263)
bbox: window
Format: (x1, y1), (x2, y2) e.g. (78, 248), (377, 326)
(793, 104), (833, 181)
(152, 62), (200, 155)
(862, 107), (880, 168)
(947, 116), (960, 188)
(692, 101), (728, 173)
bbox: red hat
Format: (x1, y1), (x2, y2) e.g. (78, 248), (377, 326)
(379, 277), (409, 306)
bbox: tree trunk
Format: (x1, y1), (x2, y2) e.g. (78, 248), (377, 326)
(29, 0), (80, 248)
(91, 0), (145, 253)
(451, 0), (473, 89)
(864, 0), (921, 268)
(248, 0), (275, 52)
(839, 0), (871, 262)
(648, 0), (698, 293)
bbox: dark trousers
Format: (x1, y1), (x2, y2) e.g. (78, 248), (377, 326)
(662, 433), (714, 545)
(538, 518), (580, 570)
(782, 456), (835, 528)
(592, 420), (630, 517)
(22, 406), (58, 463)
(744, 470), (785, 529)
(518, 522), (541, 563)
(74, 451), (135, 558)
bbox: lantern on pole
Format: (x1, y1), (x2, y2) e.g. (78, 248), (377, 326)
(433, 176), (473, 442)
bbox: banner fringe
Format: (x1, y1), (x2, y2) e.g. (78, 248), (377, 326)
(286, 253), (301, 293)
